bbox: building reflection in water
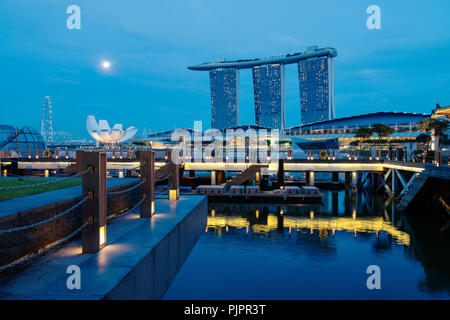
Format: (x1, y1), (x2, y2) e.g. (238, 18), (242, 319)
(206, 190), (410, 245)
(204, 189), (450, 294)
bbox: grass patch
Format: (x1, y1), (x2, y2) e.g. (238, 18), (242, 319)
(0, 178), (81, 201)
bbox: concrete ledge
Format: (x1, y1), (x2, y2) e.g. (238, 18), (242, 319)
(0, 178), (140, 267)
(0, 195), (207, 300)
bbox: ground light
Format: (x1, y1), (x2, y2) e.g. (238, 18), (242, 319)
(169, 189), (178, 201)
(99, 225), (106, 247)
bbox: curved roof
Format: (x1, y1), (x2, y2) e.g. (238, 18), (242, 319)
(188, 48), (337, 71)
(0, 125), (46, 157)
(286, 112), (429, 132)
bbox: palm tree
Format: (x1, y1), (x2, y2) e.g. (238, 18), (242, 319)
(418, 118), (449, 151)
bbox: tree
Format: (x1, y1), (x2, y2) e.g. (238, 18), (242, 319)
(371, 123), (394, 139)
(371, 123), (394, 157)
(416, 133), (431, 151)
(418, 118), (449, 151)
(355, 127), (374, 149)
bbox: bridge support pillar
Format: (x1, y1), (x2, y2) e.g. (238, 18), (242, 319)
(308, 171), (315, 186)
(255, 171), (261, 185)
(345, 172), (351, 190)
(332, 191), (339, 216)
(352, 171), (358, 192)
(391, 170), (397, 196)
(216, 170), (224, 185)
(277, 159), (285, 188)
(211, 170), (216, 185)
(332, 172), (339, 184)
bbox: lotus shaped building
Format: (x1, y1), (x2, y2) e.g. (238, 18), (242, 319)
(86, 115), (137, 144)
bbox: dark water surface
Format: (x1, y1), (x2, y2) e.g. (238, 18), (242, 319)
(164, 190), (450, 299)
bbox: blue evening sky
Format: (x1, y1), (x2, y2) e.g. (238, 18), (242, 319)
(0, 0), (449, 139)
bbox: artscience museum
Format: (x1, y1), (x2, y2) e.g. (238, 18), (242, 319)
(86, 115), (137, 145)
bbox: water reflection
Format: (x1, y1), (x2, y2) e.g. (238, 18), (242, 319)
(206, 190), (411, 246)
(165, 190), (450, 299)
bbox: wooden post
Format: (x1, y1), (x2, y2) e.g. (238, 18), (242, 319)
(76, 150), (83, 173)
(168, 153), (180, 201)
(140, 151), (155, 218)
(80, 151), (107, 254)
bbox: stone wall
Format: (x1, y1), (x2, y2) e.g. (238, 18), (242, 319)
(0, 181), (141, 268)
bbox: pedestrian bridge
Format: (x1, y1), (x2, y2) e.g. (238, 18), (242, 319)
(184, 160), (426, 173)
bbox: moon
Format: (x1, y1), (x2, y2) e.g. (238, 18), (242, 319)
(101, 60), (111, 70)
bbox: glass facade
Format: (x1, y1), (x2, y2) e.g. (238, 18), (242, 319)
(209, 68), (239, 130)
(252, 64), (286, 131)
(298, 56), (335, 125)
(0, 125), (46, 158)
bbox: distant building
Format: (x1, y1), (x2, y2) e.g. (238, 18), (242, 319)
(284, 111), (429, 135)
(431, 104), (450, 120)
(298, 54), (335, 125)
(209, 68), (240, 130)
(252, 64), (285, 131)
(86, 115), (137, 145)
(0, 125), (46, 158)
(189, 47), (337, 130)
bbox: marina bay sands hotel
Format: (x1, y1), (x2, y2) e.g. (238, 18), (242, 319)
(188, 46), (337, 131)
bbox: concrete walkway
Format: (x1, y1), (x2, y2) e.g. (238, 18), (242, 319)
(0, 195), (207, 299)
(0, 178), (139, 221)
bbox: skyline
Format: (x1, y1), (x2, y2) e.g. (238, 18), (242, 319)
(0, 0), (449, 139)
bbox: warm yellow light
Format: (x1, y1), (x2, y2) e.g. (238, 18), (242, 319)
(151, 200), (155, 214)
(99, 225), (106, 246)
(280, 209), (284, 216)
(211, 209), (215, 217)
(256, 209), (260, 219)
(169, 189), (178, 201)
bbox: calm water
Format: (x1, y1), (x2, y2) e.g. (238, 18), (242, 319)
(164, 190), (450, 299)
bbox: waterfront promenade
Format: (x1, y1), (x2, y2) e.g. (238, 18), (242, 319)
(0, 195), (206, 299)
